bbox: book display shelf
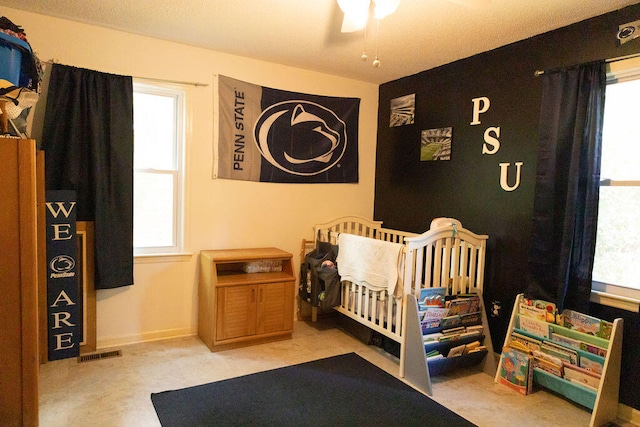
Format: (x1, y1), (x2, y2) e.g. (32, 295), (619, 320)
(403, 289), (496, 396)
(495, 293), (623, 427)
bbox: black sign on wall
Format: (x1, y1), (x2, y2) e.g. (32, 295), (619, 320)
(46, 191), (80, 361)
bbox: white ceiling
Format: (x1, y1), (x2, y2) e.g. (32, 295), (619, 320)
(3, 0), (639, 84)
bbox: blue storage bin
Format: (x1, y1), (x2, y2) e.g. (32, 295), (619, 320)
(0, 32), (31, 87)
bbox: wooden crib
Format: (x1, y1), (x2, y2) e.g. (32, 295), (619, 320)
(304, 216), (490, 378)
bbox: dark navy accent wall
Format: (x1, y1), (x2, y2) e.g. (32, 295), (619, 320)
(375, 4), (640, 410)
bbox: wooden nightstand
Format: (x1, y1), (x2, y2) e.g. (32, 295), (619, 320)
(198, 247), (295, 351)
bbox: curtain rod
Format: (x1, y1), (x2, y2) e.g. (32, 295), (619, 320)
(533, 52), (640, 77)
(44, 59), (209, 87)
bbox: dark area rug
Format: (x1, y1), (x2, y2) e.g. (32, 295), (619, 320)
(151, 352), (476, 426)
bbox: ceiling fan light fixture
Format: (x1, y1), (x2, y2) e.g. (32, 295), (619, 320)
(373, 0), (400, 19)
(337, 0), (371, 32)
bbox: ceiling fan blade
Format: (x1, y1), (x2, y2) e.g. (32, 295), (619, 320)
(325, 1), (362, 46)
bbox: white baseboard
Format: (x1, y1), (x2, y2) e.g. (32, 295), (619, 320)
(618, 403), (640, 425)
(97, 327), (196, 349)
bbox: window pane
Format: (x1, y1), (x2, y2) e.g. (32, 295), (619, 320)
(134, 172), (175, 248)
(600, 78), (640, 181)
(593, 64), (640, 297)
(593, 185), (640, 291)
(133, 92), (177, 170)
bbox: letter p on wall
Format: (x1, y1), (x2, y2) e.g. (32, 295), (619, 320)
(470, 97), (490, 125)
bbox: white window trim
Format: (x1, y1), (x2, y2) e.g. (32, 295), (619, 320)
(132, 81), (189, 258)
(591, 57), (640, 312)
(591, 282), (639, 313)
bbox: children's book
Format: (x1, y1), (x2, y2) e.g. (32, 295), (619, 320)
(465, 324), (484, 333)
(540, 341), (578, 365)
(533, 355), (563, 377)
(460, 311), (481, 326)
(468, 345), (487, 353)
(563, 363), (601, 389)
(518, 316), (551, 339)
(459, 329), (482, 340)
(498, 346), (533, 395)
(438, 326), (465, 342)
(579, 356), (604, 374)
(419, 287), (447, 307)
(465, 340), (481, 353)
(420, 307), (450, 320)
(447, 344), (467, 357)
(519, 303), (547, 321)
(522, 298), (557, 323)
(423, 332), (444, 343)
(419, 306), (450, 332)
(506, 340), (530, 354)
(456, 293), (481, 313)
(447, 298), (472, 315)
(511, 331), (542, 352)
(579, 341), (608, 358)
(425, 349), (441, 358)
(562, 309), (613, 339)
(440, 315), (462, 329)
(551, 332), (581, 350)
(420, 317), (441, 332)
(532, 349), (564, 371)
(442, 326), (465, 335)
(460, 294), (480, 313)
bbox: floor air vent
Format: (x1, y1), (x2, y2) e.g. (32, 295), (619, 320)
(78, 350), (122, 363)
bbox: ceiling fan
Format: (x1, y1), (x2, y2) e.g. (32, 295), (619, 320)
(337, 0), (489, 32)
(335, 0), (400, 67)
(335, 0), (489, 67)
(337, 0), (400, 33)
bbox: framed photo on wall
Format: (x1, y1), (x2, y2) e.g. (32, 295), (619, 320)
(420, 127), (452, 161)
(390, 94), (415, 127)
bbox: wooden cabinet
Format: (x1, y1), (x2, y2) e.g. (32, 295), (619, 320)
(0, 137), (40, 426)
(199, 248), (295, 351)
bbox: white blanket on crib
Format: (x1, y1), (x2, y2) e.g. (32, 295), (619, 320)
(336, 233), (404, 298)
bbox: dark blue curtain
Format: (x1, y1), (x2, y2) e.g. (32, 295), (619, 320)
(528, 61), (606, 312)
(42, 64), (134, 289)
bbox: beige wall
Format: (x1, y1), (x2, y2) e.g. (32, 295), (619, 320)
(2, 7), (379, 348)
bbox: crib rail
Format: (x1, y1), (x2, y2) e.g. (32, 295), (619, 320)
(314, 216), (382, 243)
(404, 224), (488, 298)
(313, 216), (417, 245)
(336, 281), (403, 339)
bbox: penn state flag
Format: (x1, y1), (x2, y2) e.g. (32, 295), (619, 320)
(216, 75), (359, 183)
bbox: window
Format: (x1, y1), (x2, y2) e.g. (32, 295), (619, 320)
(133, 82), (185, 256)
(591, 57), (640, 311)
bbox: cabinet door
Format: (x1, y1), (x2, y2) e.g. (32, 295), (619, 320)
(216, 285), (257, 341)
(256, 281), (294, 335)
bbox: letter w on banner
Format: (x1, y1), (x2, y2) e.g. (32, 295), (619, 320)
(215, 75), (359, 183)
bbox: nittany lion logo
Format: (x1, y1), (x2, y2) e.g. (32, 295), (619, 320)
(50, 255), (76, 273)
(254, 101), (347, 176)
